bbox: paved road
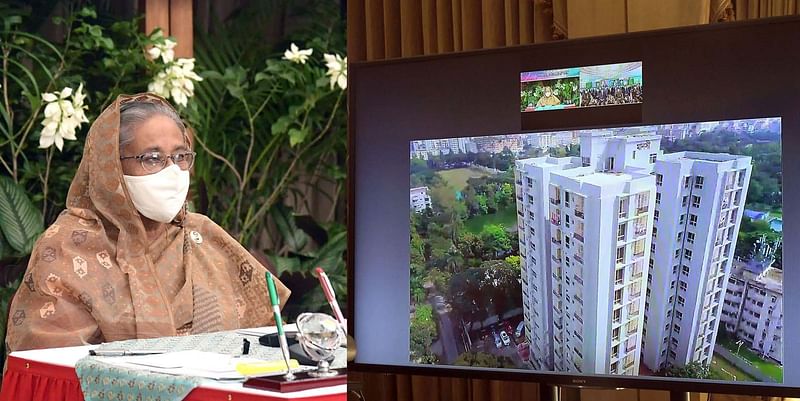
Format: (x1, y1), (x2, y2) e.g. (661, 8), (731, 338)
(430, 294), (460, 364)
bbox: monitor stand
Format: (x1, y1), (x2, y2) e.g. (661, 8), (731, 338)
(539, 384), (691, 401)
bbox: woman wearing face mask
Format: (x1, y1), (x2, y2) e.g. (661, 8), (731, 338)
(5, 93), (289, 352)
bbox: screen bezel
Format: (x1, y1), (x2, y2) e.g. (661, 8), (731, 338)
(347, 15), (800, 397)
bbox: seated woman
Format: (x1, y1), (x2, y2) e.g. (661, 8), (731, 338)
(5, 93), (289, 351)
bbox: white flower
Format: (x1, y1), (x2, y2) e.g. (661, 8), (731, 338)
(39, 83), (89, 151)
(323, 53), (347, 90)
(147, 38), (177, 64)
(283, 43), (313, 64)
(148, 57), (203, 107)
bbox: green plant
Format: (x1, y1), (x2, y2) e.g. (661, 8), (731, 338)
(185, 5), (347, 318)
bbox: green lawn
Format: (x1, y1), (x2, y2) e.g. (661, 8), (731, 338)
(464, 206), (518, 234)
(438, 167), (493, 191)
(717, 337), (783, 382)
(710, 354), (756, 382)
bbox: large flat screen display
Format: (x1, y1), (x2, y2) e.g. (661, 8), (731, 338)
(409, 118), (782, 384)
(350, 16), (800, 396)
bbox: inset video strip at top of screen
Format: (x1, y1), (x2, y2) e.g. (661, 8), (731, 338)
(520, 61), (643, 112)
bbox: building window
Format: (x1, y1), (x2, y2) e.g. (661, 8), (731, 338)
(678, 296), (685, 306)
(687, 232), (695, 244)
(656, 174), (663, 186)
(682, 196), (688, 207)
(655, 192), (661, 205)
(685, 249), (693, 260)
(674, 249), (681, 259)
(616, 246), (626, 264)
(695, 176), (704, 189)
(618, 223), (627, 242)
(654, 210), (659, 222)
(684, 176), (691, 188)
(689, 214), (698, 226)
(679, 281), (688, 291)
(650, 154), (657, 163)
(673, 324), (681, 334)
(692, 195), (701, 208)
(677, 232), (683, 242)
(582, 157), (591, 167)
(679, 214), (686, 225)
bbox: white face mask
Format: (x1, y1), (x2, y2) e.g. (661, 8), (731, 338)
(123, 164), (190, 223)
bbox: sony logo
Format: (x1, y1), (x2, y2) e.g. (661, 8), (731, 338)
(571, 379), (587, 384)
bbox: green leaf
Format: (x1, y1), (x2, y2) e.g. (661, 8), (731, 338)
(254, 72), (269, 83)
(269, 255), (303, 275)
(305, 231), (346, 274)
(288, 127), (308, 147)
(270, 116), (291, 136)
(316, 76), (330, 88)
(0, 227), (6, 261)
(0, 176), (43, 254)
(270, 204), (309, 253)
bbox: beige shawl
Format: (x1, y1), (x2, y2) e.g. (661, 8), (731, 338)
(6, 93), (289, 352)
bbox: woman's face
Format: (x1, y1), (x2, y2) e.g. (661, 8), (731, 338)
(120, 115), (187, 177)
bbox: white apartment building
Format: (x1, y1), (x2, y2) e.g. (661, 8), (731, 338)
(410, 187), (432, 212)
(516, 131), (657, 375)
(641, 152), (751, 372)
(517, 130), (753, 375)
(721, 260), (783, 363)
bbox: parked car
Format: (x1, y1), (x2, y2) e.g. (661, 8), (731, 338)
(515, 321), (525, 338)
(500, 330), (511, 346)
(493, 332), (502, 349)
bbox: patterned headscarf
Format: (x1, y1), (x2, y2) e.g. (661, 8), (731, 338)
(6, 93), (289, 351)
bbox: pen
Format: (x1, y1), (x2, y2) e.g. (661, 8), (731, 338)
(88, 349), (168, 356)
(315, 267), (345, 331)
(266, 272), (295, 380)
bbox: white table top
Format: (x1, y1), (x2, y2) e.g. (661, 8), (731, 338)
(10, 343), (347, 399)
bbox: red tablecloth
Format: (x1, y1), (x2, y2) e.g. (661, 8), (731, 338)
(1, 355), (346, 401)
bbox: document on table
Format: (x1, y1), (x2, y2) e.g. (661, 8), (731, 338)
(98, 350), (304, 380)
(235, 323), (299, 337)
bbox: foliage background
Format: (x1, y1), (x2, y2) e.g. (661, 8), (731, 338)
(0, 0), (347, 353)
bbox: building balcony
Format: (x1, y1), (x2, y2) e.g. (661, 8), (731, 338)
(637, 206), (648, 215)
(574, 274), (584, 286)
(574, 293), (583, 304)
(517, 195), (523, 202)
(550, 198), (561, 205)
(623, 359), (636, 370)
(516, 180), (523, 186)
(551, 217), (561, 225)
(552, 236), (562, 244)
(575, 209), (584, 218)
(553, 254), (562, 263)
(574, 233), (584, 242)
(634, 250), (645, 258)
(626, 342), (637, 353)
(574, 312), (583, 324)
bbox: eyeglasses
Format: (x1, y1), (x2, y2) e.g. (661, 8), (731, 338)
(120, 151), (196, 173)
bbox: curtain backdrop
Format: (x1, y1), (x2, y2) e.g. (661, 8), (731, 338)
(347, 0), (799, 62)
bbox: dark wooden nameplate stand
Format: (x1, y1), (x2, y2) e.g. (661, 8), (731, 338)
(243, 369), (347, 392)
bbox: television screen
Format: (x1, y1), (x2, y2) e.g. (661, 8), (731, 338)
(350, 16), (800, 395)
(520, 62), (643, 112)
(409, 117), (782, 383)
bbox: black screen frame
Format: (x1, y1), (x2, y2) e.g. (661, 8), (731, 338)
(347, 15), (800, 397)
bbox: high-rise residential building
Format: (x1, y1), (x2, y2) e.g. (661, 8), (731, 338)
(516, 130), (752, 375)
(516, 131), (658, 375)
(721, 259), (783, 363)
(410, 187), (432, 212)
(641, 152), (751, 372)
